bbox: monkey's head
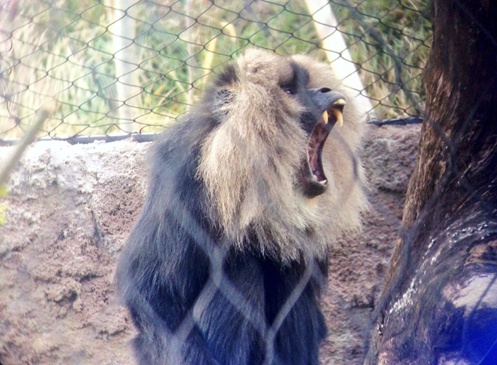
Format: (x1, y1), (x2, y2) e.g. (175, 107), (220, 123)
(197, 49), (367, 261)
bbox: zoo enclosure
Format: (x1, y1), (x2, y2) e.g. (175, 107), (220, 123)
(0, 0), (431, 143)
(3, 2), (496, 364)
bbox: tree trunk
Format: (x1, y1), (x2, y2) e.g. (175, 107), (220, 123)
(364, 1), (497, 364)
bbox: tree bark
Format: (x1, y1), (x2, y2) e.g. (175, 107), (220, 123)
(364, 1), (497, 364)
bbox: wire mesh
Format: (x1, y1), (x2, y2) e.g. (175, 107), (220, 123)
(2, 1), (496, 365)
(0, 0), (430, 142)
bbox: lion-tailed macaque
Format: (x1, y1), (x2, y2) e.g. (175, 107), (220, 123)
(116, 48), (367, 365)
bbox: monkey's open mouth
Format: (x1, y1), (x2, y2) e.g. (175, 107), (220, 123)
(303, 99), (346, 198)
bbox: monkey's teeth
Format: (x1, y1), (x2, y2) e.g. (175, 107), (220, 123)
(332, 109), (344, 127)
(312, 174), (327, 185)
(322, 110), (328, 124)
(332, 98), (346, 127)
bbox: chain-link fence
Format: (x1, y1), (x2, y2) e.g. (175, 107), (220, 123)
(2, 1), (496, 365)
(0, 0), (430, 143)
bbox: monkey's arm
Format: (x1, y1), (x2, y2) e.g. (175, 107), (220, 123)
(118, 202), (267, 365)
(183, 250), (267, 365)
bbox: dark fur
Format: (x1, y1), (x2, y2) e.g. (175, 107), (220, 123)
(116, 50), (363, 365)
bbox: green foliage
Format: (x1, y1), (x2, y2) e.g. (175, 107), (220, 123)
(0, 0), (431, 139)
(331, 0), (432, 117)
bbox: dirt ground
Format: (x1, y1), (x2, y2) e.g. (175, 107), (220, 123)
(0, 124), (420, 365)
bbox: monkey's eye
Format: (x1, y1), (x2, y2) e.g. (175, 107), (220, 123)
(282, 86), (297, 95)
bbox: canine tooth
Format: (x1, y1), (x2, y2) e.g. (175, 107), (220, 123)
(332, 109), (344, 127)
(319, 180), (327, 185)
(334, 99), (346, 106)
(322, 110), (328, 124)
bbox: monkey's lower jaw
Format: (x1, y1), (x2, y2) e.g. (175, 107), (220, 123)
(302, 102), (345, 198)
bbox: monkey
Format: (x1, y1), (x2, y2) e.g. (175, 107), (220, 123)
(116, 48), (367, 365)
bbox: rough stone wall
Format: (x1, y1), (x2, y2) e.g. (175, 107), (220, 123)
(320, 124), (420, 364)
(0, 124), (420, 365)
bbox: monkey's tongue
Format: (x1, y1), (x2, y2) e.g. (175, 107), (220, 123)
(308, 122), (331, 186)
(308, 106), (344, 185)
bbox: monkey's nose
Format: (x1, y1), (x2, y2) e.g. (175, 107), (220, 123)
(306, 88), (346, 112)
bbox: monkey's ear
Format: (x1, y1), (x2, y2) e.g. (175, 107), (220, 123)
(212, 89), (235, 118)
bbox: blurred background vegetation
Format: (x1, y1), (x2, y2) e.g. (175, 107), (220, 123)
(0, 0), (431, 140)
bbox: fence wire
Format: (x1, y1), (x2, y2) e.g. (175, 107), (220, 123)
(2, 1), (496, 365)
(0, 0), (430, 142)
